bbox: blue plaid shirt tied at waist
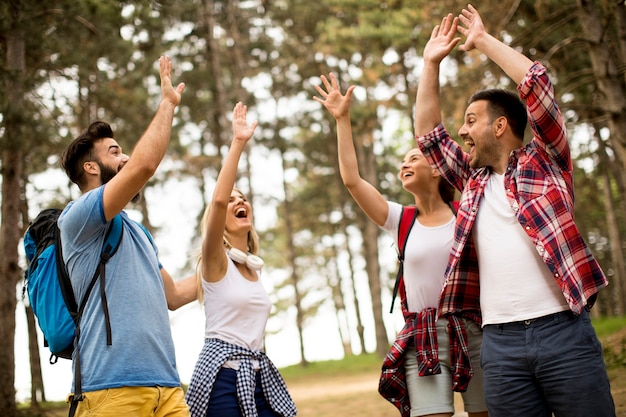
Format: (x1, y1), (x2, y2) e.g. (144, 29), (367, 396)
(185, 338), (297, 417)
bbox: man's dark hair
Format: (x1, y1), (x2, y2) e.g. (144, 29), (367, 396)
(61, 121), (115, 190)
(468, 89), (527, 140)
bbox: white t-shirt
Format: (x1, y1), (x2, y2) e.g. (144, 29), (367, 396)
(383, 201), (455, 313)
(474, 173), (568, 325)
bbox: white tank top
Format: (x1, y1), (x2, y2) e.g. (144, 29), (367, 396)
(202, 256), (272, 351)
(474, 173), (568, 325)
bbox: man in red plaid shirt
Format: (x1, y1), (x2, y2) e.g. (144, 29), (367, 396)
(415, 5), (615, 416)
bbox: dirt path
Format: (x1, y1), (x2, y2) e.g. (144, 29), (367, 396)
(287, 328), (626, 417)
(288, 372), (380, 401)
(288, 371), (468, 417)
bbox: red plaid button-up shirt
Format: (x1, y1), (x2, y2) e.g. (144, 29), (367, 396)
(417, 62), (608, 317)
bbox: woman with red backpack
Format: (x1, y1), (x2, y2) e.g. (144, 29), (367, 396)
(314, 69), (487, 417)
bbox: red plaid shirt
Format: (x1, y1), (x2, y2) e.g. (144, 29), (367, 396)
(417, 62), (608, 317)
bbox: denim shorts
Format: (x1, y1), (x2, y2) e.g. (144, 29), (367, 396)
(481, 309), (615, 417)
(404, 318), (487, 416)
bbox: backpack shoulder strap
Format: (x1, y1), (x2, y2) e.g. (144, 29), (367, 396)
(95, 214), (123, 343)
(75, 214), (123, 314)
(77, 214), (123, 334)
(388, 202), (458, 314)
(389, 206), (418, 313)
(102, 214), (124, 259)
(398, 206), (418, 250)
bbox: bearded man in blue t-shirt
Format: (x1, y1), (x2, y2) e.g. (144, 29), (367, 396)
(58, 56), (196, 417)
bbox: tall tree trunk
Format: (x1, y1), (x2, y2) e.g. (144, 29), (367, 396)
(1, 2), (26, 414)
(599, 169), (626, 316)
(26, 305), (45, 404)
(225, 0), (252, 205)
(20, 173), (45, 405)
(354, 131), (388, 357)
(575, 1), (626, 185)
(596, 134), (626, 316)
(226, 0), (247, 101)
(574, 1), (626, 317)
(340, 215), (366, 354)
(278, 146), (308, 366)
(137, 195), (155, 233)
(0, 149), (22, 416)
(327, 121), (365, 354)
(329, 242), (353, 356)
(202, 0), (228, 156)
(615, 0), (626, 87)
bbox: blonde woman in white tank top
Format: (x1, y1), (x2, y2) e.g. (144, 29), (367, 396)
(185, 103), (296, 417)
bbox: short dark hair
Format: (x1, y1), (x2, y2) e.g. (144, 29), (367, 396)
(468, 89), (527, 140)
(61, 121), (115, 189)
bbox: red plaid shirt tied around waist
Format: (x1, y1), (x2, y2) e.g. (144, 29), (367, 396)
(378, 305), (479, 417)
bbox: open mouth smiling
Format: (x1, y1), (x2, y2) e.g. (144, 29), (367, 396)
(463, 138), (475, 154)
(235, 207), (247, 218)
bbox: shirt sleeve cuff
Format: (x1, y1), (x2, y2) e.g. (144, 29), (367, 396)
(416, 123), (447, 150)
(518, 61), (546, 99)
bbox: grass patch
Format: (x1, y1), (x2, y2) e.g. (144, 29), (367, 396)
(594, 316), (626, 369)
(593, 316), (626, 339)
(279, 353), (382, 381)
(17, 401), (67, 417)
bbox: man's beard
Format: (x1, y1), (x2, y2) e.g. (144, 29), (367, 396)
(99, 163), (118, 185)
(98, 162), (142, 203)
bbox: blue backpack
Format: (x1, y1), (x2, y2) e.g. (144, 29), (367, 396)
(23, 208), (123, 363)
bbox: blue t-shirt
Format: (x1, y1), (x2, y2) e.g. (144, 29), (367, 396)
(58, 186), (181, 392)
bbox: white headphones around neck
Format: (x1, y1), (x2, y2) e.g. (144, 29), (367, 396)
(227, 248), (264, 271)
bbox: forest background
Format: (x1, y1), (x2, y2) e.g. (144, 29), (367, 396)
(2, 0), (626, 416)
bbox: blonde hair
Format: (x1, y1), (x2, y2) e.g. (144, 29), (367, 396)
(194, 188), (260, 301)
